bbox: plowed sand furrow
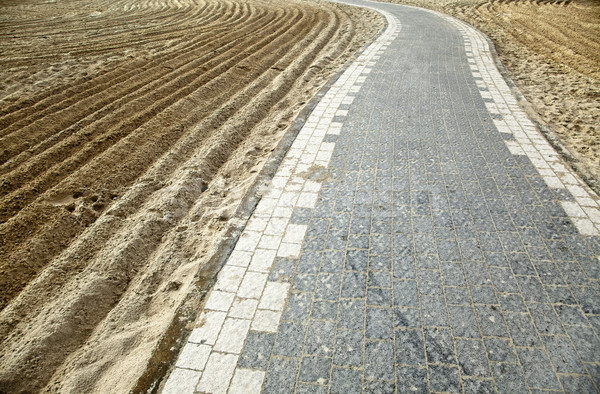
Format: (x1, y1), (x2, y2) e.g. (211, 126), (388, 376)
(0, 4), (261, 130)
(0, 7), (339, 392)
(0, 8), (295, 213)
(0, 0), (324, 334)
(0, 3), (313, 303)
(0, 7), (275, 157)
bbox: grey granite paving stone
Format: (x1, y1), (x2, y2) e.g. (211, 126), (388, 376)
(420, 295), (449, 327)
(517, 347), (561, 390)
(315, 273), (341, 301)
(455, 338), (490, 377)
(283, 292), (312, 322)
(542, 334), (585, 374)
(298, 356), (331, 384)
(304, 320), (336, 357)
(395, 329), (426, 366)
(310, 300), (337, 321)
(559, 374), (598, 393)
(424, 327), (456, 364)
(263, 356), (299, 393)
(364, 340), (395, 381)
(338, 299), (364, 331)
(448, 305), (480, 338)
(366, 307), (393, 340)
(484, 337), (517, 363)
(491, 362), (529, 393)
(273, 321), (306, 357)
(269, 257), (296, 282)
(333, 329), (363, 367)
(340, 271), (366, 299)
(555, 304), (589, 326)
(475, 305), (509, 337)
(320, 250), (345, 273)
(330, 368), (362, 394)
(428, 364), (462, 393)
(565, 325), (600, 363)
(394, 307), (421, 329)
(505, 312), (542, 347)
(238, 331), (276, 370)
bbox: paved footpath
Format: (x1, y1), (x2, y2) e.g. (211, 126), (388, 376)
(163, 0), (600, 392)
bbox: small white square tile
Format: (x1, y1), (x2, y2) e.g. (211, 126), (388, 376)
(215, 266), (246, 293)
(213, 318), (251, 354)
(561, 201), (587, 218)
(188, 310), (227, 345)
(282, 224), (308, 244)
(296, 192), (318, 208)
(583, 207), (600, 223)
(277, 242), (302, 258)
(259, 282), (290, 311)
(265, 217), (289, 236)
(257, 235), (282, 251)
(228, 250), (253, 268)
(235, 231), (262, 252)
(303, 181), (321, 193)
(229, 298), (259, 319)
(237, 271), (268, 299)
(542, 176), (564, 189)
(162, 368), (202, 394)
(245, 217), (269, 232)
(249, 249), (277, 272)
(572, 218), (599, 236)
(197, 352), (238, 394)
(229, 368), (265, 394)
(251, 310), (282, 332)
(272, 206), (293, 218)
(205, 290), (235, 312)
(175, 343), (212, 371)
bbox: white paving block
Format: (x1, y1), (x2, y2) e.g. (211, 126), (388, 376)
(251, 309), (282, 333)
(213, 318), (251, 354)
(162, 368), (202, 394)
(215, 266), (246, 293)
(229, 368), (265, 394)
(229, 298), (259, 320)
(175, 343), (212, 371)
(196, 353), (238, 394)
(259, 282), (290, 311)
(188, 310), (227, 346)
(237, 271), (268, 299)
(249, 248), (277, 272)
(204, 290), (235, 312)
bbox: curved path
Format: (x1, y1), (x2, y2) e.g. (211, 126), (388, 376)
(163, 0), (600, 392)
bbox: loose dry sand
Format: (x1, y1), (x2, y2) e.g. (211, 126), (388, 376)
(0, 0), (381, 391)
(381, 0), (600, 189)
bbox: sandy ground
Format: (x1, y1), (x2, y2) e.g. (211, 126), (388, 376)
(381, 0), (600, 190)
(0, 0), (381, 391)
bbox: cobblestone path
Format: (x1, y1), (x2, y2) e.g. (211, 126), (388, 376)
(163, 1), (600, 392)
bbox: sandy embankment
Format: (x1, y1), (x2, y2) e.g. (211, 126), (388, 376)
(383, 0), (600, 190)
(0, 0), (382, 391)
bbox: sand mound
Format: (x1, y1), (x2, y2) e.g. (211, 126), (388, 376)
(0, 0), (382, 391)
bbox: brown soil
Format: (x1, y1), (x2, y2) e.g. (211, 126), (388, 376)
(381, 0), (600, 188)
(0, 0), (382, 392)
